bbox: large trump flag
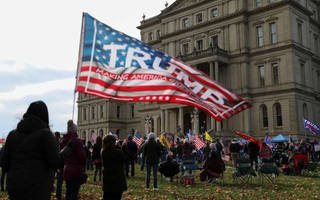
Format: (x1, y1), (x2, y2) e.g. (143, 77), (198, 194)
(76, 13), (252, 121)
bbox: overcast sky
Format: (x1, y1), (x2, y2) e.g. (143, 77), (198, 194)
(0, 0), (175, 138)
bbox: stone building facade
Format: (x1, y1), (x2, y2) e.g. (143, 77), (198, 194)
(77, 0), (320, 141)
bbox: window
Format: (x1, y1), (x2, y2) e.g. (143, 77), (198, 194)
(100, 105), (104, 118)
(196, 40), (203, 50)
(268, 0), (274, 3)
(261, 105), (268, 127)
(156, 30), (161, 38)
(256, 0), (262, 7)
(182, 18), (189, 28)
(91, 106), (95, 119)
(300, 63), (305, 85)
(298, 23), (303, 44)
(148, 32), (153, 41)
(257, 26), (263, 47)
(83, 108), (87, 120)
(303, 103), (308, 118)
(211, 35), (218, 47)
(275, 103), (283, 126)
(131, 105), (135, 118)
(258, 65), (265, 86)
(211, 8), (218, 18)
(270, 22), (277, 44)
(117, 105), (121, 118)
(196, 13), (203, 23)
(272, 63), (279, 85)
(182, 43), (189, 55)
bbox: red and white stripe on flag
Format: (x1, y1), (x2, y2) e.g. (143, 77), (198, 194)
(76, 13), (252, 123)
(191, 135), (205, 150)
(133, 136), (144, 147)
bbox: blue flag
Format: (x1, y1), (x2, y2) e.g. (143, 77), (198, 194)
(304, 118), (320, 135)
(264, 132), (275, 149)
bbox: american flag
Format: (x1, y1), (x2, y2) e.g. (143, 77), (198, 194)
(190, 135), (205, 150)
(304, 118), (320, 135)
(76, 13), (252, 121)
(132, 136), (144, 147)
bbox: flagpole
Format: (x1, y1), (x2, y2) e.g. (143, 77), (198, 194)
(72, 12), (86, 121)
(303, 117), (307, 138)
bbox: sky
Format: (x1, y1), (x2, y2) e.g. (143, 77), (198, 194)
(0, 0), (175, 138)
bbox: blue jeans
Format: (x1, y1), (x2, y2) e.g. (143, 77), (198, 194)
(145, 164), (158, 189)
(65, 179), (82, 200)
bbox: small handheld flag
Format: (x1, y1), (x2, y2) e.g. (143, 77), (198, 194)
(204, 131), (213, 142)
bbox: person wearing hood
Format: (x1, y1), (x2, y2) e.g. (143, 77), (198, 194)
(60, 119), (86, 200)
(0, 100), (60, 200)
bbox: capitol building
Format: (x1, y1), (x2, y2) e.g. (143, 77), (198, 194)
(77, 0), (320, 141)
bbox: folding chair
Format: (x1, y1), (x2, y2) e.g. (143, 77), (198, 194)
(200, 158), (225, 185)
(258, 158), (280, 184)
(180, 155), (199, 185)
(180, 155), (200, 175)
(293, 154), (308, 176)
(232, 157), (256, 184)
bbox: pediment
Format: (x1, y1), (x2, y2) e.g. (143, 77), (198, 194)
(161, 0), (205, 14)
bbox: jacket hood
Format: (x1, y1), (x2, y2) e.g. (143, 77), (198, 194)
(24, 100), (49, 125)
(17, 115), (49, 134)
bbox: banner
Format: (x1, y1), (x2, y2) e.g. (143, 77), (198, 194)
(236, 131), (262, 147)
(75, 13), (252, 122)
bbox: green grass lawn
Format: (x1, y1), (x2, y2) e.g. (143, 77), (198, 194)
(0, 162), (320, 200)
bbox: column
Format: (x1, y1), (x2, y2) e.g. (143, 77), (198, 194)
(179, 107), (184, 135)
(165, 109), (169, 132)
(191, 108), (199, 133)
(152, 115), (159, 137)
(161, 110), (165, 132)
(144, 115), (151, 134)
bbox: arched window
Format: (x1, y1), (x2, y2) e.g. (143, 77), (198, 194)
(274, 103), (283, 126)
(261, 104), (268, 127)
(303, 103), (308, 119)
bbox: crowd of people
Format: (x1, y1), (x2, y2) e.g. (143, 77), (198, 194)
(0, 100), (319, 200)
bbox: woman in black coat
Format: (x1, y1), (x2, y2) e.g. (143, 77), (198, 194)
(0, 100), (60, 200)
(101, 135), (128, 200)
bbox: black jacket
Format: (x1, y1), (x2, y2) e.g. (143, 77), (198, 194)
(143, 139), (162, 165)
(102, 147), (128, 193)
(1, 115), (60, 200)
